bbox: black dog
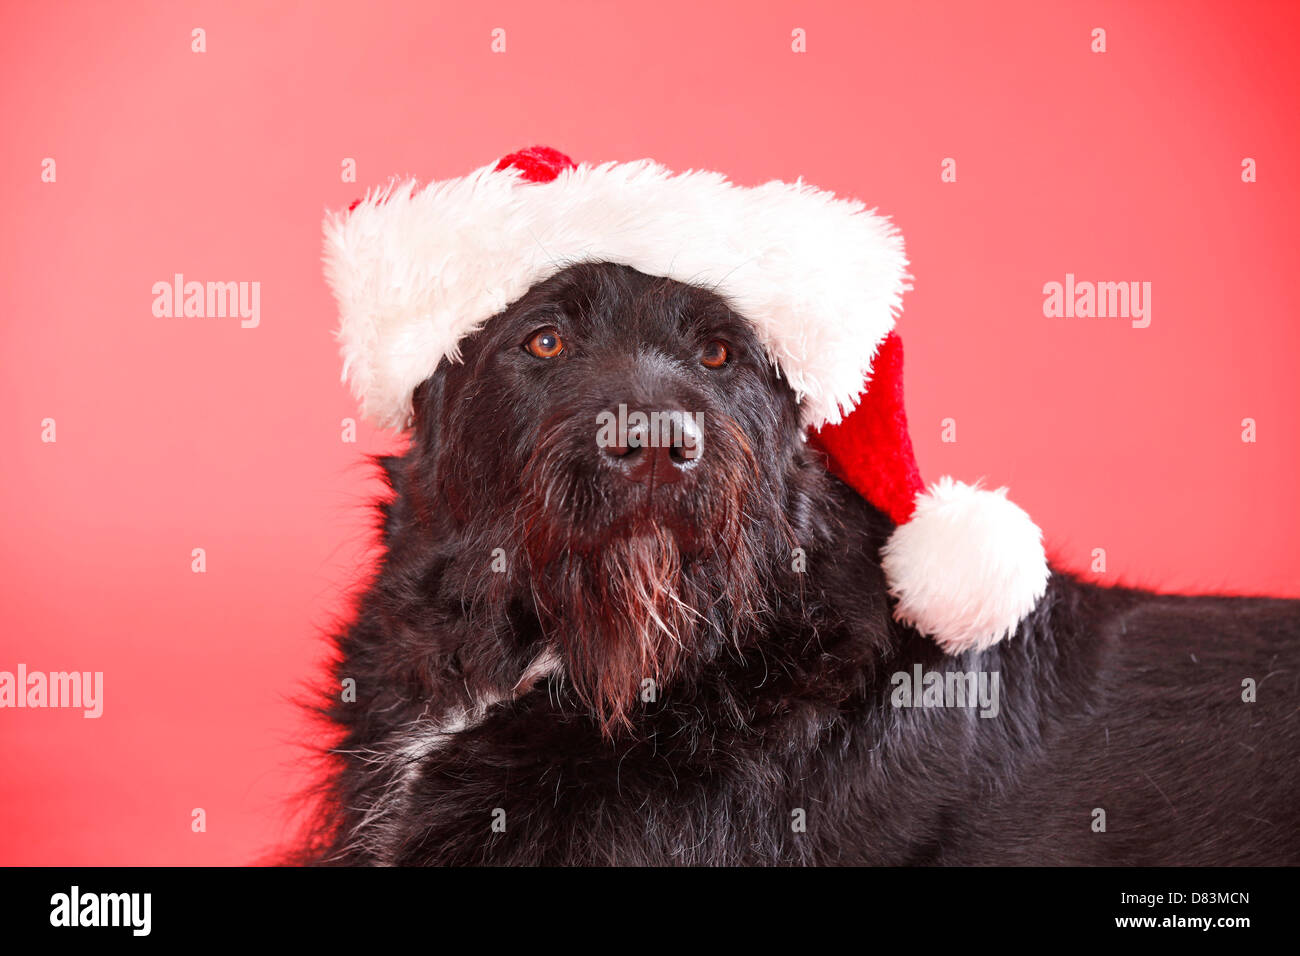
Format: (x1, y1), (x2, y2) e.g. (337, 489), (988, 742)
(299, 261), (1300, 865)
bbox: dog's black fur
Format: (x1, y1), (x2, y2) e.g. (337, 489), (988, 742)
(300, 262), (1300, 865)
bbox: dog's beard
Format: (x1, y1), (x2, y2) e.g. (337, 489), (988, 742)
(521, 416), (770, 735)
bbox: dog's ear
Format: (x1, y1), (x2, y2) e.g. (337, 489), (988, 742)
(409, 373), (446, 451)
(399, 374), (450, 526)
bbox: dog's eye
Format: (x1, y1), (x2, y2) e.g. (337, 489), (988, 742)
(525, 328), (564, 359)
(700, 340), (729, 368)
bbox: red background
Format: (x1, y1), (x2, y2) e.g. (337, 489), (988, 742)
(2, 0), (1297, 865)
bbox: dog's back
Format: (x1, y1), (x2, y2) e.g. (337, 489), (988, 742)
(946, 587), (1300, 865)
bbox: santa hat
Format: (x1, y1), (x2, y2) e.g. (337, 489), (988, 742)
(323, 146), (1049, 653)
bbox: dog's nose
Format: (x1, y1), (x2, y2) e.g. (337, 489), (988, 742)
(602, 409), (702, 486)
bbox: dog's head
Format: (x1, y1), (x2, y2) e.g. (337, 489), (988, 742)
(409, 262), (820, 732)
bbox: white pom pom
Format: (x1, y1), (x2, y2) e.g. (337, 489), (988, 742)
(880, 477), (1049, 654)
